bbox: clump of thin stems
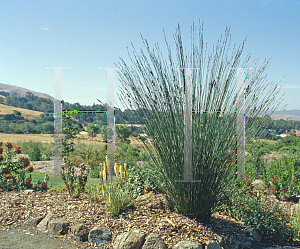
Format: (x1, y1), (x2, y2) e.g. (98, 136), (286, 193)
(115, 21), (286, 222)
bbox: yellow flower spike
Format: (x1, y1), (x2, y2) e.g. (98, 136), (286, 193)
(124, 162), (127, 172)
(115, 164), (119, 179)
(103, 169), (106, 180)
(119, 165), (123, 180)
(102, 184), (105, 196)
(257, 191), (259, 197)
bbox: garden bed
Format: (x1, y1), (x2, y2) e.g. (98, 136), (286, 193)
(1, 187), (297, 249)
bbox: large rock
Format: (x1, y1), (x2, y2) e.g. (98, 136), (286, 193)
(173, 240), (203, 249)
(204, 240), (222, 249)
(113, 229), (146, 249)
(37, 213), (53, 232)
(142, 233), (167, 249)
(71, 223), (88, 242)
(48, 219), (70, 235)
(23, 217), (44, 229)
(88, 226), (112, 243)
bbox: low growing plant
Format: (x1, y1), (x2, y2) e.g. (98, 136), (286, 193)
(213, 174), (300, 246)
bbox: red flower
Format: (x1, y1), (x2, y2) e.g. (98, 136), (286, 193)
(272, 190), (275, 193)
(14, 145), (21, 154)
(3, 174), (11, 179)
(9, 182), (12, 186)
(24, 178), (32, 186)
(0, 154), (3, 161)
(26, 164), (34, 172)
(0, 146), (3, 153)
(19, 156), (30, 166)
(41, 182), (47, 190)
(4, 142), (13, 149)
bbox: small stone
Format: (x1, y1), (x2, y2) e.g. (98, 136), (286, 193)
(23, 189), (35, 194)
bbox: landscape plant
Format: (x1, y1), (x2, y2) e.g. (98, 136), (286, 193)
(0, 141), (48, 192)
(213, 174), (300, 246)
(28, 142), (43, 161)
(262, 155), (300, 201)
(115, 21), (285, 222)
(61, 112), (91, 198)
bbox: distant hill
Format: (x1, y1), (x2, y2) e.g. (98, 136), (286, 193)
(270, 114), (300, 122)
(272, 109), (300, 117)
(269, 110), (300, 122)
(0, 104), (43, 120)
(0, 83), (55, 101)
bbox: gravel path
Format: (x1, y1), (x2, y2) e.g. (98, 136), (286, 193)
(0, 224), (80, 249)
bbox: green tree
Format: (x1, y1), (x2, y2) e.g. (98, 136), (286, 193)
(86, 123), (100, 138)
(13, 110), (21, 116)
(115, 124), (131, 143)
(290, 129), (296, 136)
(100, 125), (114, 141)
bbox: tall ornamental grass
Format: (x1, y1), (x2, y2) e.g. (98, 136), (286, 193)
(115, 21), (285, 222)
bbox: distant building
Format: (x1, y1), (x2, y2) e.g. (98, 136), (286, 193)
(296, 130), (300, 137)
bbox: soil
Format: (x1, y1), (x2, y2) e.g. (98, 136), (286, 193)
(1, 187), (300, 249)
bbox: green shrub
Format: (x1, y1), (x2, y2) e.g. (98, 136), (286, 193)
(262, 155), (300, 201)
(123, 162), (167, 200)
(213, 180), (300, 246)
(28, 143), (42, 161)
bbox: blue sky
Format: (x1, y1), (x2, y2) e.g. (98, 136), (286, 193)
(0, 0), (299, 111)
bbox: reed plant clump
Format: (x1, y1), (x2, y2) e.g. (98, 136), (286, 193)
(115, 20), (285, 222)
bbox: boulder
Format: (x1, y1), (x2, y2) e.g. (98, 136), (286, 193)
(88, 226), (112, 243)
(113, 229), (146, 249)
(142, 233), (167, 249)
(37, 213), (53, 232)
(48, 219), (70, 235)
(173, 240), (203, 249)
(23, 217), (44, 228)
(71, 223), (88, 242)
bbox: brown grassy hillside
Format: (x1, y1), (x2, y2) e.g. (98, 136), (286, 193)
(0, 104), (43, 120)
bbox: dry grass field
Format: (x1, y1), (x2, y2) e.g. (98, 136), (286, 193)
(0, 134), (54, 144)
(0, 133), (148, 148)
(0, 104), (43, 120)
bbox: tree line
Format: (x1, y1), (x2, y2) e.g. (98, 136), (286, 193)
(0, 91), (299, 139)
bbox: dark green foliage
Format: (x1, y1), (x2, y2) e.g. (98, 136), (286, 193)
(115, 124), (131, 143)
(62, 112), (80, 157)
(13, 110), (21, 116)
(28, 142), (43, 161)
(86, 123), (100, 138)
(114, 143), (147, 166)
